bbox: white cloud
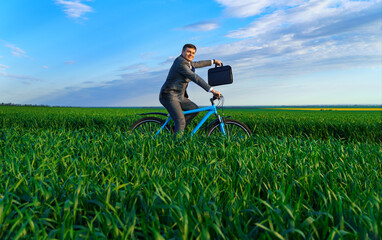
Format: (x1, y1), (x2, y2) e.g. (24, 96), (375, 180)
(216, 0), (305, 18)
(0, 72), (42, 84)
(161, 56), (176, 65)
(55, 0), (93, 19)
(31, 69), (168, 106)
(118, 63), (150, 73)
(199, 31), (380, 79)
(180, 21), (219, 31)
(140, 52), (158, 60)
(225, 0), (379, 39)
(0, 64), (9, 70)
(64, 60), (76, 64)
(196, 0), (382, 80)
(5, 44), (28, 57)
(42, 66), (50, 69)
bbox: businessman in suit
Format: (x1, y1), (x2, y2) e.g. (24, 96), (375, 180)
(159, 43), (222, 135)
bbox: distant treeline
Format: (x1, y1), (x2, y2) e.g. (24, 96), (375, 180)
(1, 103), (51, 107)
(225, 105), (382, 108)
(1, 103), (381, 108)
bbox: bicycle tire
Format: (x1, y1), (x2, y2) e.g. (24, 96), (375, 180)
(129, 117), (173, 136)
(207, 119), (251, 138)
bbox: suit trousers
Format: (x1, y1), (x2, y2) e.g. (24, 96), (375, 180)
(159, 94), (199, 133)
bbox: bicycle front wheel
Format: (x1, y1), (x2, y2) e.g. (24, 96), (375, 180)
(129, 117), (173, 136)
(207, 119), (251, 138)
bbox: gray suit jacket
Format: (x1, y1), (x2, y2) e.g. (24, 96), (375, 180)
(160, 55), (212, 102)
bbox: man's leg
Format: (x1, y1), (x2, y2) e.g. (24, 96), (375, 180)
(160, 96), (186, 134)
(181, 98), (199, 127)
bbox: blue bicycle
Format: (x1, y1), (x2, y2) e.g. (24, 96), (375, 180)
(129, 96), (251, 138)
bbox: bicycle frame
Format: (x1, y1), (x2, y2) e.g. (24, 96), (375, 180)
(155, 104), (226, 136)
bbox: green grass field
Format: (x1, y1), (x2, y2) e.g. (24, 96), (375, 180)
(0, 106), (381, 239)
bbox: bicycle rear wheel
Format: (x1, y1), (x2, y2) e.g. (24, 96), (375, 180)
(129, 117), (173, 136)
(207, 119), (251, 139)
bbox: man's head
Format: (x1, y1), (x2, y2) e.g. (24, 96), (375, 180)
(182, 43), (196, 62)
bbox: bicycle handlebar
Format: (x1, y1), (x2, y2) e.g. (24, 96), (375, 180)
(210, 95), (223, 105)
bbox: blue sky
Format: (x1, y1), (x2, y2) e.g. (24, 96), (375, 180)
(1, 0), (381, 106)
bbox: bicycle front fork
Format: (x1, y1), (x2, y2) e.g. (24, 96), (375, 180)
(217, 115), (226, 135)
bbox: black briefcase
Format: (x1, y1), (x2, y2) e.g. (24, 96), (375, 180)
(208, 64), (233, 86)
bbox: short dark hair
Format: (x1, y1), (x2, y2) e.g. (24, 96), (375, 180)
(182, 43), (197, 51)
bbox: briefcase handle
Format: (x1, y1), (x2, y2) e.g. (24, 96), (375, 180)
(214, 62), (224, 67)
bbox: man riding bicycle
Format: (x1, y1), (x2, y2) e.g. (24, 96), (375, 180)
(159, 44), (222, 135)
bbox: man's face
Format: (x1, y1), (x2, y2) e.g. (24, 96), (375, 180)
(182, 47), (196, 62)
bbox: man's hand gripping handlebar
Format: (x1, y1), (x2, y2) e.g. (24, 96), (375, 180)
(210, 88), (221, 99)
